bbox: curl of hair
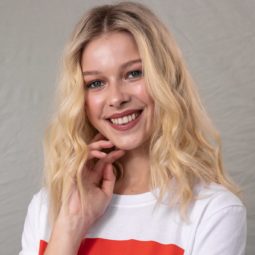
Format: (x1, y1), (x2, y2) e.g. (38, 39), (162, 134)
(43, 2), (239, 224)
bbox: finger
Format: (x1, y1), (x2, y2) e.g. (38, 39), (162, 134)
(84, 150), (125, 186)
(101, 164), (116, 197)
(88, 140), (113, 151)
(84, 158), (107, 184)
(87, 150), (107, 160)
(104, 149), (126, 164)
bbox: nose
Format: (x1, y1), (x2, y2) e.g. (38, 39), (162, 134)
(107, 81), (131, 108)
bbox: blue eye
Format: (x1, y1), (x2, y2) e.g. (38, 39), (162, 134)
(86, 80), (104, 89)
(127, 70), (143, 79)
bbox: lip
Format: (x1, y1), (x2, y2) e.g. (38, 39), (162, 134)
(107, 110), (143, 131)
(107, 109), (142, 119)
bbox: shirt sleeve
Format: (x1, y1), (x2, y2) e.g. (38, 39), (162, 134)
(19, 194), (41, 255)
(191, 205), (247, 255)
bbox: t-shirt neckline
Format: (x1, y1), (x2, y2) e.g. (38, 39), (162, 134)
(111, 189), (158, 207)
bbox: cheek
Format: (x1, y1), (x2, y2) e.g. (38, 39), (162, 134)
(134, 83), (154, 107)
(85, 93), (104, 124)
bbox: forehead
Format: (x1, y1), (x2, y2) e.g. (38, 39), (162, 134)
(81, 32), (141, 69)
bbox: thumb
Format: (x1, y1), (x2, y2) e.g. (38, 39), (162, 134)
(101, 163), (116, 197)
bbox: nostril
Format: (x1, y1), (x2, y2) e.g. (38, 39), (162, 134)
(109, 97), (131, 107)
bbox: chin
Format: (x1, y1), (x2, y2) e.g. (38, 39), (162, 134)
(110, 141), (134, 150)
(111, 137), (149, 151)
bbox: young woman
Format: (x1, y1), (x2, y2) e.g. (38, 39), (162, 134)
(20, 2), (246, 255)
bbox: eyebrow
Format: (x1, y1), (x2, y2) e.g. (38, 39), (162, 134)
(82, 58), (142, 76)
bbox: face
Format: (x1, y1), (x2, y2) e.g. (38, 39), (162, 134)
(81, 31), (154, 151)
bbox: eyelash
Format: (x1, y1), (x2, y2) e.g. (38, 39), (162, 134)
(126, 69), (143, 79)
(85, 80), (104, 89)
(85, 69), (143, 90)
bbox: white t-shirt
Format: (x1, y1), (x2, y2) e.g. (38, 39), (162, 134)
(19, 183), (246, 255)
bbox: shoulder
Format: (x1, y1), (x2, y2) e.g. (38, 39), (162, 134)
(28, 188), (49, 213)
(189, 183), (247, 254)
(189, 182), (246, 240)
(192, 182), (245, 217)
(33, 188), (49, 204)
(27, 188), (51, 238)
(20, 188), (51, 254)
(26, 187), (50, 225)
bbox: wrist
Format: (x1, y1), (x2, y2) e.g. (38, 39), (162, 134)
(55, 217), (87, 242)
(45, 221), (84, 255)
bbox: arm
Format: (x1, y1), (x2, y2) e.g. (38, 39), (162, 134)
(44, 134), (125, 255)
(191, 205), (247, 255)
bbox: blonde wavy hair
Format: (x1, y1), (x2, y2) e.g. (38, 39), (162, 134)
(43, 2), (239, 223)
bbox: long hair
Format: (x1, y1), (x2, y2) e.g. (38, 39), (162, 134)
(43, 2), (239, 223)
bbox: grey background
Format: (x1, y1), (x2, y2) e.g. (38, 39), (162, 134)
(0, 0), (254, 254)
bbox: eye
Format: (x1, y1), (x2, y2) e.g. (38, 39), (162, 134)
(126, 70), (143, 79)
(85, 80), (104, 89)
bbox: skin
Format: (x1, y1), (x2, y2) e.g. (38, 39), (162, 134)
(45, 31), (154, 254)
(83, 31), (154, 194)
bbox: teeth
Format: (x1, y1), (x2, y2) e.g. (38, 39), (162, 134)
(110, 112), (139, 125)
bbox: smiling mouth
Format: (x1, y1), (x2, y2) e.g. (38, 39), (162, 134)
(107, 110), (143, 126)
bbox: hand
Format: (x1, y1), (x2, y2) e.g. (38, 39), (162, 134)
(49, 133), (125, 253)
(76, 133), (125, 225)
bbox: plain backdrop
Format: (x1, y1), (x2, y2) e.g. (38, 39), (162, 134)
(0, 0), (254, 254)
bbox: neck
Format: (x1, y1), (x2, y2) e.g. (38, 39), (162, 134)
(114, 144), (150, 195)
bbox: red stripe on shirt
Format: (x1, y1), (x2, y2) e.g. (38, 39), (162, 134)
(39, 238), (184, 255)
